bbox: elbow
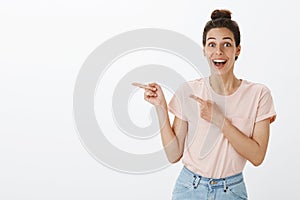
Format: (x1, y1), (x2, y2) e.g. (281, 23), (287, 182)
(167, 154), (183, 164)
(164, 144), (184, 164)
(250, 156), (265, 167)
(169, 159), (180, 164)
(168, 156), (182, 164)
(249, 146), (268, 167)
(251, 160), (263, 167)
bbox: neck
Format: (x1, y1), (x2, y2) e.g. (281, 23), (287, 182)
(209, 73), (241, 96)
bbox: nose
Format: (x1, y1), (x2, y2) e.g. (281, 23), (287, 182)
(215, 45), (223, 55)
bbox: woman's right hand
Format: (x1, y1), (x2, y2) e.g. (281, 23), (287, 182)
(132, 82), (167, 108)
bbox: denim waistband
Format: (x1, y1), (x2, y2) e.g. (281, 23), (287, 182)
(182, 166), (244, 190)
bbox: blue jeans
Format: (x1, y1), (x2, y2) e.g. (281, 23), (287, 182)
(172, 166), (248, 200)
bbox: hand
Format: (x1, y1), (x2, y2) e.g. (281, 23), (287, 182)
(132, 82), (167, 108)
(190, 95), (225, 129)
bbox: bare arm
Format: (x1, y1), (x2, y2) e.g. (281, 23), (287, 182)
(222, 118), (270, 166)
(155, 106), (188, 163)
(132, 82), (188, 163)
(191, 95), (271, 166)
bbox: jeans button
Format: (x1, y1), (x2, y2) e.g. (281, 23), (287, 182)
(210, 180), (218, 185)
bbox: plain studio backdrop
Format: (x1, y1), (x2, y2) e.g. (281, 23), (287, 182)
(0, 0), (299, 199)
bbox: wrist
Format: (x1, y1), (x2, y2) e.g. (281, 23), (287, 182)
(155, 104), (168, 119)
(155, 103), (167, 111)
(221, 118), (231, 136)
(155, 100), (167, 110)
(215, 115), (225, 130)
(155, 104), (170, 128)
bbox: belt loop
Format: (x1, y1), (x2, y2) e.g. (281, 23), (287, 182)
(208, 179), (213, 192)
(193, 175), (201, 189)
(223, 178), (228, 192)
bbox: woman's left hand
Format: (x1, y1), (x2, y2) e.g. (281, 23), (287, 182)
(190, 95), (225, 129)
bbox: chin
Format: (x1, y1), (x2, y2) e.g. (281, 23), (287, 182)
(210, 67), (226, 76)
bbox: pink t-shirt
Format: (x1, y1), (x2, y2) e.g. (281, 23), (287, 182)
(168, 77), (276, 178)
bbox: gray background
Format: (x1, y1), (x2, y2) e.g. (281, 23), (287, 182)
(0, 0), (298, 199)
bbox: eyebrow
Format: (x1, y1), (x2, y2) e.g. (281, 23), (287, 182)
(207, 37), (233, 41)
(223, 37), (233, 41)
(207, 37), (216, 40)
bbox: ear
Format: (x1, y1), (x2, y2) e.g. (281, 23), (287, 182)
(203, 48), (206, 57)
(235, 45), (241, 57)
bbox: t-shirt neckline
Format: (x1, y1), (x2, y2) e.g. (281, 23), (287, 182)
(205, 77), (244, 98)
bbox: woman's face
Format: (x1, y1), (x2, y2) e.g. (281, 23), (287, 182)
(203, 27), (241, 75)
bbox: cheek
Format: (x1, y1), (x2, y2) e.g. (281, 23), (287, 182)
(203, 48), (213, 57)
(226, 49), (237, 58)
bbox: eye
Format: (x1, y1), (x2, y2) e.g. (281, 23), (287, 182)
(224, 43), (232, 47)
(208, 43), (215, 47)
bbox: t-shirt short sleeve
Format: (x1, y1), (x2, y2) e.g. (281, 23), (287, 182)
(255, 86), (277, 123)
(168, 83), (188, 121)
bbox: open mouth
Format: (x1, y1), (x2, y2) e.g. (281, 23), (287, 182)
(212, 59), (227, 68)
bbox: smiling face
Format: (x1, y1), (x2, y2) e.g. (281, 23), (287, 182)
(203, 27), (241, 75)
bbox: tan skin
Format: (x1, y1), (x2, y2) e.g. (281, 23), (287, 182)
(132, 27), (271, 166)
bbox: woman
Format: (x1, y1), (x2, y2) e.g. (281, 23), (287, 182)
(133, 9), (276, 200)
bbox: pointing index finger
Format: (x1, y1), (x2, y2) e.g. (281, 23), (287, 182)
(131, 82), (157, 91)
(190, 94), (204, 104)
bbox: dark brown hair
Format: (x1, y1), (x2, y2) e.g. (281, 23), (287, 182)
(203, 9), (241, 48)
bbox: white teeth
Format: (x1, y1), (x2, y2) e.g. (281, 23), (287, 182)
(213, 59), (226, 62)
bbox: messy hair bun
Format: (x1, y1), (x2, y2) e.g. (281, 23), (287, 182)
(211, 9), (232, 20)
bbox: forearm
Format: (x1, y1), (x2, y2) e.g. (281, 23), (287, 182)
(155, 105), (182, 163)
(222, 118), (266, 166)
